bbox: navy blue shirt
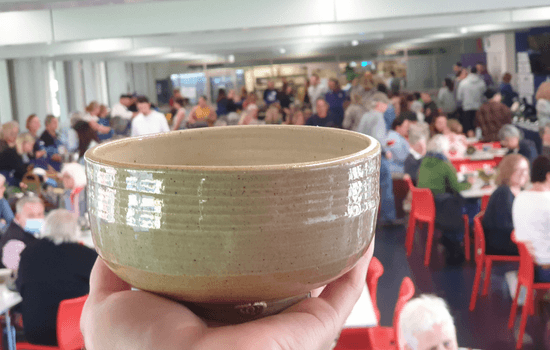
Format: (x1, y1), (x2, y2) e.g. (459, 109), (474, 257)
(499, 83), (518, 108)
(263, 89), (278, 106)
(306, 112), (337, 127)
(507, 139), (538, 164)
(482, 185), (518, 255)
(325, 90), (346, 127)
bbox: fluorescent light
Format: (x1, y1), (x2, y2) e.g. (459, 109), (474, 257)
(460, 27), (468, 34)
(351, 40), (359, 46)
(279, 48), (286, 54)
(228, 54), (235, 63)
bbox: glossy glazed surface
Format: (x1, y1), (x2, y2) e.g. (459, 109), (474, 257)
(85, 125), (380, 303)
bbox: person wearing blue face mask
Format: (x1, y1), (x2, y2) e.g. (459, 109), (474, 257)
(0, 196), (45, 269)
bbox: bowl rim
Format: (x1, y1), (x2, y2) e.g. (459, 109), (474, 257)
(84, 125), (380, 172)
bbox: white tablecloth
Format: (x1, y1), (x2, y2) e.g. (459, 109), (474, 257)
(343, 285), (377, 328)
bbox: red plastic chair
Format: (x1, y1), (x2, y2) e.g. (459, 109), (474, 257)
(17, 295), (88, 350)
(405, 178), (470, 265)
(469, 213), (520, 311)
(366, 257), (384, 323)
(334, 277), (416, 350)
(508, 238), (550, 349)
(481, 194), (490, 211)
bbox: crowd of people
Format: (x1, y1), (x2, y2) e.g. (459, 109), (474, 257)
(1, 60), (550, 348)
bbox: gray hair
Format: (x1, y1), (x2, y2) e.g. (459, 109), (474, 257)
(15, 196), (44, 215)
(40, 209), (81, 245)
(366, 92), (390, 110)
(498, 124), (522, 141)
(426, 134), (450, 154)
(399, 295), (457, 350)
(408, 127), (427, 147)
(61, 163), (87, 188)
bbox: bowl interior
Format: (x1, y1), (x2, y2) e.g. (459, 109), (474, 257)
(86, 125), (373, 169)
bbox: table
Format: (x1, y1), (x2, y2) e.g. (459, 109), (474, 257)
(0, 284), (22, 350)
(451, 151), (505, 173)
(460, 177), (496, 199)
(343, 285), (377, 328)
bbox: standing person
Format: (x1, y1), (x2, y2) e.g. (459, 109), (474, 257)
(307, 74), (328, 114)
(82, 101), (111, 135)
(263, 81), (278, 106)
(278, 85), (294, 122)
(475, 89), (512, 142)
(25, 114), (41, 141)
(342, 93), (366, 131)
(130, 96), (170, 137)
(171, 98), (188, 131)
(356, 94), (389, 143)
(512, 155), (550, 281)
(421, 92), (438, 125)
(389, 71), (401, 95)
(438, 78), (457, 116)
(97, 105), (114, 142)
(34, 115), (63, 171)
(216, 89), (230, 117)
(305, 99), (336, 127)
(483, 154), (529, 256)
(457, 66), (487, 137)
(168, 89), (182, 107)
(325, 78), (346, 128)
(0, 196), (44, 269)
(16, 209), (97, 346)
(187, 96), (217, 128)
(111, 94), (136, 120)
(452, 62), (463, 80)
(499, 73), (518, 108)
(385, 117), (410, 174)
(476, 62), (494, 88)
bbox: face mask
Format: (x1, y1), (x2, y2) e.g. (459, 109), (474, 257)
(24, 219), (44, 235)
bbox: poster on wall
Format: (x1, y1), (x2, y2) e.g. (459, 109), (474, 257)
(180, 86), (197, 100)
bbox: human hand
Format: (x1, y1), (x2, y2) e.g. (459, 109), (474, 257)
(35, 150), (47, 159)
(385, 151), (393, 160)
(51, 154), (62, 162)
(81, 239), (375, 350)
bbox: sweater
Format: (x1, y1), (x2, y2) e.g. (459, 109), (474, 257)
(457, 74), (486, 111)
(482, 185), (517, 255)
(417, 156), (471, 195)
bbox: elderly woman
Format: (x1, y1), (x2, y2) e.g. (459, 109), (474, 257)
(418, 135), (472, 265)
(0, 121), (28, 183)
(342, 93), (366, 131)
(535, 81), (550, 126)
(513, 155), (550, 282)
(16, 209), (97, 345)
(399, 295), (459, 350)
(499, 124), (538, 164)
(483, 154), (529, 256)
(60, 163), (87, 218)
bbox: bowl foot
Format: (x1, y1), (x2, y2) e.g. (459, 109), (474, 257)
(179, 293), (311, 324)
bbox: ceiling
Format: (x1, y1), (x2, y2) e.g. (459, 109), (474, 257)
(1, 0), (550, 64)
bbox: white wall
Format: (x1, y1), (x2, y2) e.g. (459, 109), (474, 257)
(11, 58), (50, 126)
(0, 60), (13, 123)
(484, 32), (517, 87)
(106, 61), (129, 106)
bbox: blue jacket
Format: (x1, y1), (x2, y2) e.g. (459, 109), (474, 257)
(499, 83), (518, 108)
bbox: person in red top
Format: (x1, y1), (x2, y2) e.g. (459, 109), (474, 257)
(61, 163), (87, 219)
(475, 89), (512, 142)
(168, 89), (182, 108)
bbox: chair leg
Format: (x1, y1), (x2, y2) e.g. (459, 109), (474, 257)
(516, 287), (533, 349)
(424, 221), (435, 266)
(508, 283), (522, 329)
(482, 259), (493, 296)
(463, 215), (470, 261)
(406, 216), (416, 256)
(469, 260), (483, 311)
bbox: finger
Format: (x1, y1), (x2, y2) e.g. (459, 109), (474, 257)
(89, 257), (131, 301)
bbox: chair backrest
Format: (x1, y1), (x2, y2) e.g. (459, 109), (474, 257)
(366, 256), (384, 323)
(473, 212), (486, 262)
(56, 295), (88, 350)
(514, 238), (535, 287)
(481, 194), (490, 212)
(393, 277), (416, 350)
(410, 185), (435, 219)
(404, 176), (414, 191)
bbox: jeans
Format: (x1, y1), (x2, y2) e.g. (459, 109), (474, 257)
(379, 157), (396, 222)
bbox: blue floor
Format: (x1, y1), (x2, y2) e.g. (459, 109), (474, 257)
(373, 222), (550, 350)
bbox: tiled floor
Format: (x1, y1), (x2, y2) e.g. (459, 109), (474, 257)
(373, 222), (550, 350)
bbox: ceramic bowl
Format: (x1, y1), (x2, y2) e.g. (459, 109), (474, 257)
(85, 125), (380, 322)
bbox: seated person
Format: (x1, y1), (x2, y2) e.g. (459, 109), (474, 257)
(431, 114), (449, 136)
(34, 115), (63, 172)
(238, 94), (262, 126)
(60, 163), (87, 218)
(402, 110), (430, 140)
(499, 124), (538, 164)
(418, 135), (473, 265)
(404, 128), (427, 183)
(446, 119), (467, 159)
(188, 96), (217, 128)
(513, 155), (550, 282)
(540, 121), (550, 157)
(0, 174), (14, 230)
(15, 133), (36, 166)
(16, 209), (97, 346)
(0, 196), (44, 269)
(483, 154), (529, 256)
(97, 104), (114, 142)
(399, 294), (459, 350)
(385, 117), (410, 174)
(305, 99), (337, 128)
(0, 121), (29, 184)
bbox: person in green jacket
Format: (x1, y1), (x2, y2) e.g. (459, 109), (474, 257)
(417, 134), (473, 265)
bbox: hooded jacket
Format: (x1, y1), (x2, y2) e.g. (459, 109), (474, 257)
(536, 98), (550, 126)
(457, 74), (486, 111)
